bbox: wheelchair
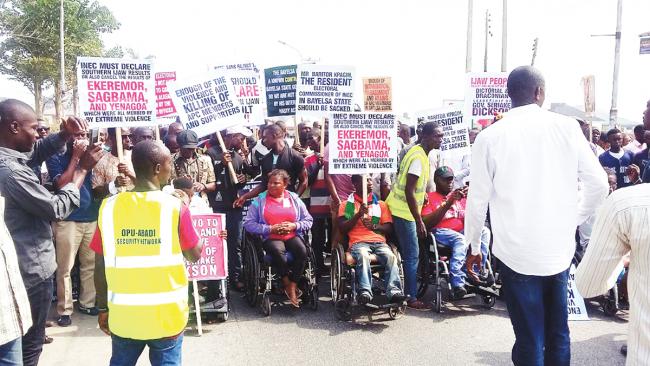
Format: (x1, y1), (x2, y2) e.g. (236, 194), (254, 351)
(417, 233), (499, 313)
(330, 240), (406, 321)
(241, 231), (319, 316)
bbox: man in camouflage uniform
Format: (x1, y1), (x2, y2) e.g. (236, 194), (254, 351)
(171, 130), (216, 202)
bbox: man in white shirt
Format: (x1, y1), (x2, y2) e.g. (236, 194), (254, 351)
(623, 125), (646, 154)
(464, 66), (609, 366)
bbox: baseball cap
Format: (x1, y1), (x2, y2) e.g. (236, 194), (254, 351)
(434, 166), (454, 179)
(177, 130), (198, 149)
(225, 125), (252, 137)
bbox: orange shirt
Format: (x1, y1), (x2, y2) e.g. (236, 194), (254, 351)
(338, 195), (392, 247)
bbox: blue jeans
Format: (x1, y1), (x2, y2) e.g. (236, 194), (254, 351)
(392, 216), (418, 299)
(0, 338), (22, 366)
(350, 242), (402, 299)
(23, 276), (53, 366)
(433, 227), (490, 288)
(110, 334), (184, 366)
(500, 262), (570, 366)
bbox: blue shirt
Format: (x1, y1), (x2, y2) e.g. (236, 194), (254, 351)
(46, 150), (98, 222)
(599, 149), (634, 189)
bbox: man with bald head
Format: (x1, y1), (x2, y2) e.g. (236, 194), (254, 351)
(164, 121), (183, 154)
(0, 99), (104, 365)
(464, 67), (608, 366)
(131, 126), (155, 144)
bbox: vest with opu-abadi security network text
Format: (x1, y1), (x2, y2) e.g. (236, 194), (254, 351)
(385, 145), (430, 221)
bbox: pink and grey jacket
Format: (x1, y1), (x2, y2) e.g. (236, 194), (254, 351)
(243, 191), (313, 241)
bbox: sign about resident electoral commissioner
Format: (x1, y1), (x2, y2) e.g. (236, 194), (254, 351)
(167, 69), (244, 138)
(464, 72), (511, 129)
(296, 64), (355, 118)
(186, 213), (227, 281)
(265, 65), (297, 117)
(328, 113), (397, 174)
(216, 63), (266, 126)
(416, 106), (470, 158)
(77, 57), (156, 129)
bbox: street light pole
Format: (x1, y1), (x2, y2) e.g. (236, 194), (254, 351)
(483, 10), (492, 72)
(610, 0), (623, 128)
(465, 0), (473, 73)
(277, 40), (319, 64)
(501, 0), (507, 72)
(60, 0), (65, 98)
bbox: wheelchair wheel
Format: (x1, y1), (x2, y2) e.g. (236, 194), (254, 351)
(261, 293), (271, 317)
(335, 299), (352, 321)
(388, 305), (405, 320)
(330, 245), (345, 304)
(309, 286), (319, 311)
(216, 312), (229, 322)
(416, 243), (430, 299)
(481, 295), (496, 309)
(432, 275), (443, 313)
(243, 237), (261, 308)
(602, 298), (618, 317)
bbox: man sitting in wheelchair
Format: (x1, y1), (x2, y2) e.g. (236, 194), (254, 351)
(338, 175), (406, 305)
(422, 166), (491, 299)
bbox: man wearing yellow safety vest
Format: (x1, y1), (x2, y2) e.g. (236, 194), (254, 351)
(386, 121), (444, 311)
(90, 140), (202, 365)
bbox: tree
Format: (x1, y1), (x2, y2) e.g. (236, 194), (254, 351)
(0, 0), (119, 118)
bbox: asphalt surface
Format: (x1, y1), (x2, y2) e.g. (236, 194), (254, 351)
(40, 279), (629, 366)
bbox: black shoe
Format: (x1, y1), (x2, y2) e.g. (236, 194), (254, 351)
(57, 315), (71, 327)
(452, 286), (468, 300)
(43, 335), (54, 344)
(78, 305), (99, 316)
(389, 293), (407, 304)
(621, 345), (627, 357)
(358, 292), (372, 305)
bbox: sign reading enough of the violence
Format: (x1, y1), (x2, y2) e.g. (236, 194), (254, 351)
(167, 70), (244, 138)
(416, 106), (470, 158)
(363, 77), (392, 112)
(155, 71), (177, 117)
(464, 72), (511, 129)
(264, 65), (297, 117)
(567, 264), (589, 321)
(328, 113), (397, 174)
(216, 63), (266, 125)
(77, 57), (156, 129)
(296, 65), (355, 118)
(185, 213), (227, 281)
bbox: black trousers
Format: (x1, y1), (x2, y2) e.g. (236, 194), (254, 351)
(263, 237), (307, 282)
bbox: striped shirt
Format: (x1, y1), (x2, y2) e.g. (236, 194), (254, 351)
(576, 184), (650, 366)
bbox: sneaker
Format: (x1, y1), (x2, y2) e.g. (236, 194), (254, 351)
(407, 300), (432, 311)
(57, 315), (71, 327)
(78, 305), (99, 316)
(389, 293), (407, 304)
(43, 335), (54, 344)
(358, 292), (372, 305)
(452, 286), (468, 300)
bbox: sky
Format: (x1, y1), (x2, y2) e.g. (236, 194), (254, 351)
(1, 0), (649, 125)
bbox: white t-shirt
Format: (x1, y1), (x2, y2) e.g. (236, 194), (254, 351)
(408, 158), (423, 177)
(609, 150), (625, 160)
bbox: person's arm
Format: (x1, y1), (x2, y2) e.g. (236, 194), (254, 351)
(575, 125), (609, 225)
(575, 193), (629, 298)
(464, 134), (495, 255)
(422, 198), (454, 230)
(289, 196), (313, 233)
(296, 168), (308, 196)
(28, 133), (68, 168)
(405, 173), (426, 238)
(379, 173), (390, 201)
(179, 206), (202, 262)
(242, 198), (271, 236)
(234, 183), (264, 208)
(203, 157), (217, 193)
(324, 161), (340, 207)
(338, 203), (366, 234)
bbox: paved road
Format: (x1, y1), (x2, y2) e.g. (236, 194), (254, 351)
(40, 282), (628, 366)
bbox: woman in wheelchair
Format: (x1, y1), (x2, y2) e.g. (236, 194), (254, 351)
(338, 175), (406, 305)
(421, 166), (491, 300)
(243, 169), (313, 307)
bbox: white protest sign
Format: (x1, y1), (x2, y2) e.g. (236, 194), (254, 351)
(167, 70), (244, 138)
(296, 65), (355, 118)
(567, 264), (589, 321)
(216, 63), (266, 126)
(77, 57), (156, 129)
(328, 113), (397, 174)
(415, 106), (470, 159)
(464, 72), (511, 129)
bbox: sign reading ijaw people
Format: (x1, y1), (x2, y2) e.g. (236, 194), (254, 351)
(464, 72), (511, 129)
(167, 70), (244, 138)
(416, 106), (470, 159)
(216, 63), (266, 126)
(77, 57), (156, 129)
(296, 65), (355, 118)
(328, 113), (397, 175)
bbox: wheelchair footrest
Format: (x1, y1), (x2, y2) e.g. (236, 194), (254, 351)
(467, 285), (499, 298)
(363, 301), (406, 310)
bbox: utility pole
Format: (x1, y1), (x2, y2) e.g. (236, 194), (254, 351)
(483, 10), (492, 72)
(59, 0), (65, 118)
(465, 0), (473, 73)
(610, 0), (623, 128)
(501, 0), (507, 72)
(531, 38), (539, 66)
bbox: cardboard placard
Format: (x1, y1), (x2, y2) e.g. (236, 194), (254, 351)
(296, 64), (355, 118)
(363, 77), (392, 112)
(264, 65), (297, 117)
(464, 72), (511, 129)
(185, 213), (227, 281)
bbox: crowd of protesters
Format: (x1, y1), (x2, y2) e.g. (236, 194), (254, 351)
(0, 65), (648, 366)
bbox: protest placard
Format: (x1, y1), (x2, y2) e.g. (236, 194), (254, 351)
(296, 65), (355, 118)
(464, 72), (511, 129)
(567, 264), (589, 321)
(363, 77), (392, 112)
(167, 70), (244, 138)
(77, 57), (156, 129)
(328, 113), (397, 174)
(216, 63), (266, 125)
(185, 213), (227, 281)
(415, 106), (470, 158)
(265, 65), (297, 117)
(155, 72), (177, 118)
